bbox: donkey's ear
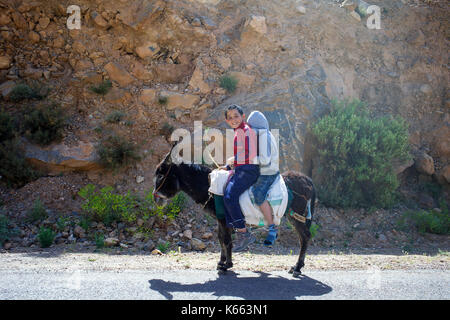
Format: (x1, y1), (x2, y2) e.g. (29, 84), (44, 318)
(167, 140), (185, 165)
(167, 141), (178, 162)
(159, 144), (174, 166)
(167, 140), (179, 159)
(164, 149), (173, 164)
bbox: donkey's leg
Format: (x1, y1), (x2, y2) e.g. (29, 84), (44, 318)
(217, 218), (233, 272)
(217, 219), (227, 267)
(288, 216), (311, 277)
(296, 223), (311, 276)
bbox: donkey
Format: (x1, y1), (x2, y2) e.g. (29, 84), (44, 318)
(153, 147), (316, 277)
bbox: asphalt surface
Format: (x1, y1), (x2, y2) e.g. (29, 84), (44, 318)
(1, 269), (449, 300)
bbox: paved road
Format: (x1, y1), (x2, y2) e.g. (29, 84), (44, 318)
(1, 269), (448, 300)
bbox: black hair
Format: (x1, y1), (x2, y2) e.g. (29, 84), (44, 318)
(224, 104), (244, 119)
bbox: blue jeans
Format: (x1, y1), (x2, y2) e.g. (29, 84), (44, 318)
(251, 172), (279, 205)
(223, 165), (260, 229)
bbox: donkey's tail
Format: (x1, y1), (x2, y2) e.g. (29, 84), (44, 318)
(306, 183), (316, 229)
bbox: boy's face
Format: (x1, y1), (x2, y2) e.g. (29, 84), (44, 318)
(225, 109), (245, 129)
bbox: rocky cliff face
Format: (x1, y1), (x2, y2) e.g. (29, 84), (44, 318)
(0, 0), (448, 199)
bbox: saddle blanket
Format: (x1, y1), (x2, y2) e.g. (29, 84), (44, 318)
(209, 169), (289, 226)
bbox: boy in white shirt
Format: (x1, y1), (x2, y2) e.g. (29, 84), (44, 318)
(247, 111), (280, 246)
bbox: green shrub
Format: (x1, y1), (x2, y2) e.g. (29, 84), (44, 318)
(138, 188), (186, 222)
(310, 98), (411, 208)
(55, 216), (70, 232)
(0, 215), (9, 246)
(0, 110), (35, 187)
(159, 122), (174, 138)
(219, 75), (238, 93)
(78, 185), (188, 227)
(0, 110), (16, 142)
(94, 232), (105, 249)
(96, 135), (141, 170)
(26, 198), (48, 223)
(0, 138), (41, 188)
(105, 110), (125, 123)
(89, 80), (112, 95)
(93, 125), (103, 134)
(164, 191), (187, 220)
(418, 181), (442, 201)
(138, 189), (166, 220)
(78, 184), (138, 225)
(38, 227), (55, 248)
(0, 215), (17, 246)
(10, 83), (48, 102)
(157, 241), (170, 253)
(158, 95), (168, 105)
(309, 222), (319, 238)
(78, 217), (91, 232)
(22, 103), (67, 145)
(398, 200), (449, 235)
(0, 110), (41, 187)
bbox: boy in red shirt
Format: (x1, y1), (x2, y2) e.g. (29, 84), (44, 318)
(222, 104), (260, 252)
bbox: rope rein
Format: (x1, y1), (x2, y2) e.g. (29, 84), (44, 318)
(153, 164), (173, 197)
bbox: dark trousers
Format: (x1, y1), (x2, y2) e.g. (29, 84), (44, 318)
(223, 164), (260, 229)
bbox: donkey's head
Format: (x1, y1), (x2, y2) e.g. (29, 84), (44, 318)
(153, 145), (180, 201)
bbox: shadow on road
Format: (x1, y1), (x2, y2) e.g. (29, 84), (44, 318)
(148, 271), (332, 300)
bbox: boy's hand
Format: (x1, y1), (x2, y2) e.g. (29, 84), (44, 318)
(219, 165), (228, 170)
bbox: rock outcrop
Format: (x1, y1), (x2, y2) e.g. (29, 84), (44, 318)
(0, 0), (447, 196)
(23, 137), (101, 175)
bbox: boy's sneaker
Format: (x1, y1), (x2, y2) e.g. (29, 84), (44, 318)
(264, 224), (278, 246)
(233, 230), (256, 252)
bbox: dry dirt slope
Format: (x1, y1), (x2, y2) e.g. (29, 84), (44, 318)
(0, 0), (449, 260)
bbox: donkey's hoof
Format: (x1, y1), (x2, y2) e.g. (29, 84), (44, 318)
(217, 264), (226, 272)
(289, 266), (302, 277)
(292, 270), (302, 278)
(217, 268), (228, 275)
(217, 262), (233, 271)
